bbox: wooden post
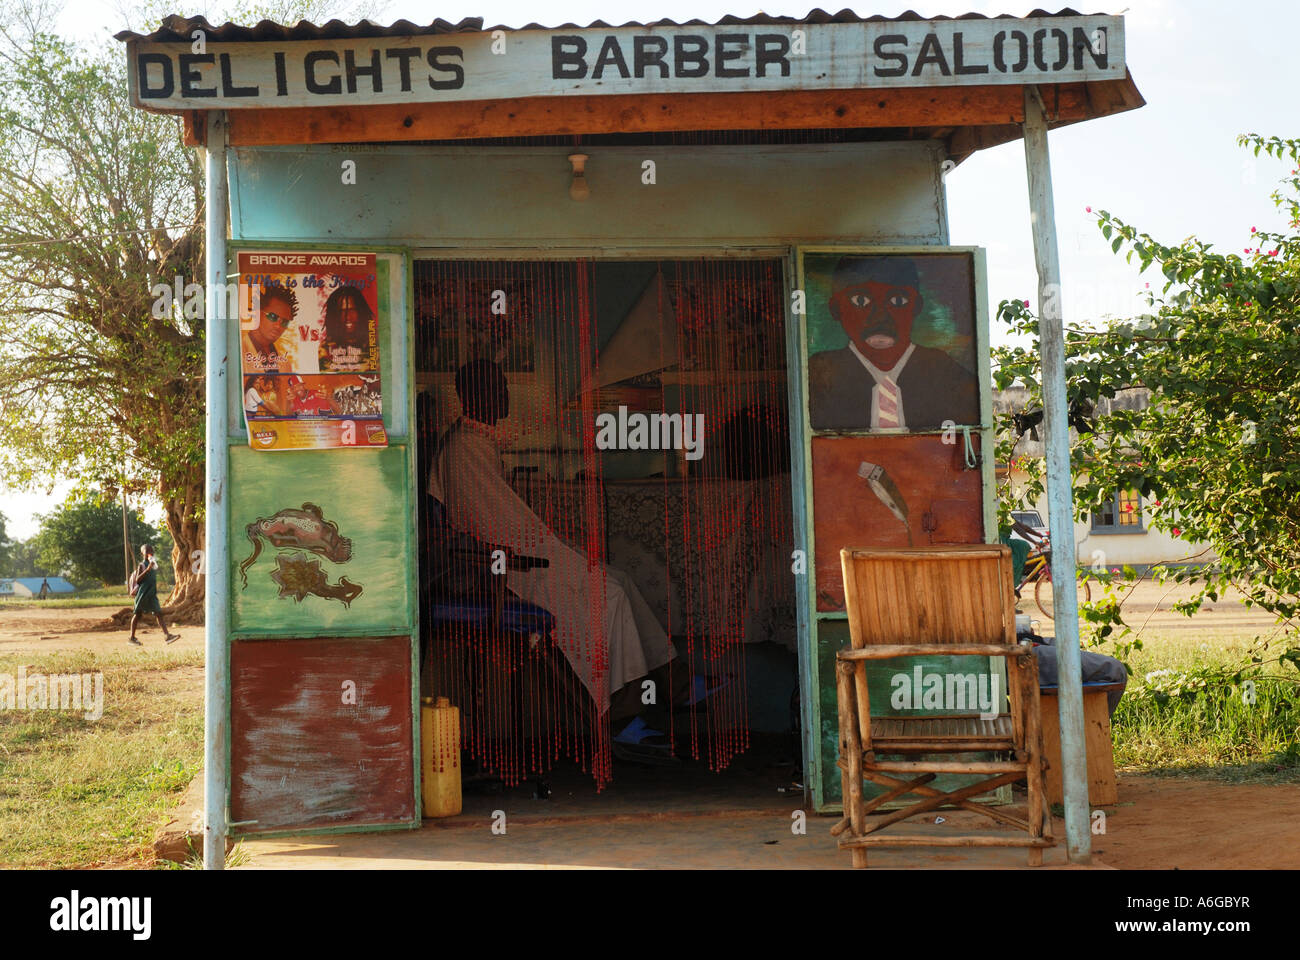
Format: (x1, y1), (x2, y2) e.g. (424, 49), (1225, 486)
(203, 110), (231, 871)
(1019, 654), (1046, 866)
(1021, 86), (1091, 864)
(836, 659), (868, 868)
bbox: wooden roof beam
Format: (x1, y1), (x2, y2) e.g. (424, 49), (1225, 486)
(179, 82), (1130, 147)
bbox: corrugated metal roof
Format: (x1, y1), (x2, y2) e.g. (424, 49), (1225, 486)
(3, 576), (77, 593)
(115, 8), (1104, 43)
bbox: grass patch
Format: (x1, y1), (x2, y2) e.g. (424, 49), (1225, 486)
(0, 648), (203, 868)
(161, 838), (252, 871)
(1098, 628), (1300, 783)
(1, 598), (127, 610)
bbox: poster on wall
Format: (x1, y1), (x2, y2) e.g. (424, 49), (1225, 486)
(238, 251), (387, 450)
(802, 252), (980, 433)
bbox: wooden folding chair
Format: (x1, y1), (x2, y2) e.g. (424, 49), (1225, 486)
(831, 545), (1054, 868)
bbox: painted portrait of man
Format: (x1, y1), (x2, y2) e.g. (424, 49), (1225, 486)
(807, 255), (979, 431)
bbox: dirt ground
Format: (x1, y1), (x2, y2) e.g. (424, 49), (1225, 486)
(3, 597), (1298, 869)
(233, 774), (1300, 869)
(1030, 575), (1282, 638)
(0, 603), (205, 654)
(1096, 776), (1300, 869)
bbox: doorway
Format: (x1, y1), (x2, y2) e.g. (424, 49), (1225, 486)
(413, 256), (799, 800)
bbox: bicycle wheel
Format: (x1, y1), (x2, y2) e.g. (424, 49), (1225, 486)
(1034, 568), (1092, 620)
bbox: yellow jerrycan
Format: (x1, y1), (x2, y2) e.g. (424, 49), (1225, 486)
(420, 696), (462, 817)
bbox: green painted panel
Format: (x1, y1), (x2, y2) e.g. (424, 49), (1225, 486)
(816, 620), (1010, 809)
(229, 444), (413, 636)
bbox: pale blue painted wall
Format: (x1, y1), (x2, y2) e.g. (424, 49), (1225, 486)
(227, 141), (949, 247)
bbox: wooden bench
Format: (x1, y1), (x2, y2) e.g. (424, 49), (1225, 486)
(833, 545), (1055, 868)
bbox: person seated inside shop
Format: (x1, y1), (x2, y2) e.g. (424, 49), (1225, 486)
(427, 359), (722, 761)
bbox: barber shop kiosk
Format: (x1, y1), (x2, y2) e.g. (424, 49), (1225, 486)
(119, 9), (1142, 859)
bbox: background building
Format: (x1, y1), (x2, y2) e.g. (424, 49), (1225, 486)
(0, 577), (77, 599)
(996, 385), (1212, 571)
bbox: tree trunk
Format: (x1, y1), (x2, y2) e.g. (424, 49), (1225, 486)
(163, 473), (205, 624)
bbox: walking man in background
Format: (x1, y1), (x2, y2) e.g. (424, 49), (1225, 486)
(129, 544), (179, 646)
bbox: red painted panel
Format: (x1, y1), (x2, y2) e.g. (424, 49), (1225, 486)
(812, 435), (984, 612)
(231, 635), (415, 832)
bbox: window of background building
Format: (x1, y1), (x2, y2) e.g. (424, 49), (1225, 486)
(1091, 488), (1144, 533)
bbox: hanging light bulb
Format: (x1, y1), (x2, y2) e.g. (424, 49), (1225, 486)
(568, 153), (590, 201)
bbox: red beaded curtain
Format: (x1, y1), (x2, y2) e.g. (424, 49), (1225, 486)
(662, 259), (791, 769)
(415, 258), (790, 788)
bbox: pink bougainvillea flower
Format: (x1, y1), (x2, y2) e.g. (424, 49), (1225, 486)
(1023, 300), (1030, 307)
(1173, 528), (1182, 537)
(1086, 206), (1092, 213)
(1251, 226), (1257, 233)
(1154, 499), (1162, 506)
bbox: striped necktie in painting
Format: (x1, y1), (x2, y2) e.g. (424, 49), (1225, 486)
(876, 378), (901, 428)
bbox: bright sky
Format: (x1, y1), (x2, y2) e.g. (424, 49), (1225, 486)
(2, 0), (1293, 538)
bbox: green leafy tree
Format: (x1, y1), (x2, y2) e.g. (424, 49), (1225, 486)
(0, 510), (10, 575)
(0, 9), (204, 612)
(0, 0), (371, 619)
(994, 134), (1300, 678)
(151, 521), (175, 584)
(33, 489), (162, 586)
(3, 537), (55, 578)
